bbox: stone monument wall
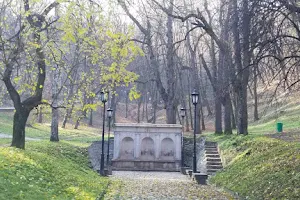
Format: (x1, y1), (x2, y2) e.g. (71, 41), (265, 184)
(111, 123), (182, 171)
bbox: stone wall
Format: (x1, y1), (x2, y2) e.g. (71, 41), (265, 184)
(112, 123), (182, 171)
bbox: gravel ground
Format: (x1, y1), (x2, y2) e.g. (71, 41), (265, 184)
(104, 171), (234, 200)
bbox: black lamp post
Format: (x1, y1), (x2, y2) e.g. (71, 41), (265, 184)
(180, 107), (186, 168)
(106, 108), (113, 166)
(191, 89), (199, 173)
(100, 91), (107, 176)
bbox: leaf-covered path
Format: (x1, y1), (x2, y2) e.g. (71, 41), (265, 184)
(104, 171), (234, 200)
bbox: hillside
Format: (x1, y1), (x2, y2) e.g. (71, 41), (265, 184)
(0, 89), (300, 199)
(202, 91), (300, 199)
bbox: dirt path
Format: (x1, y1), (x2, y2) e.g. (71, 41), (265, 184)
(269, 131), (300, 142)
(104, 171), (234, 200)
(0, 133), (41, 141)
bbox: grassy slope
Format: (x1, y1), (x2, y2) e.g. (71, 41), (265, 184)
(0, 113), (110, 200)
(0, 141), (109, 200)
(206, 134), (300, 199)
(0, 112), (102, 142)
(205, 101), (300, 200)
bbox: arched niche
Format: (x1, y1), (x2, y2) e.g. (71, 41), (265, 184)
(160, 138), (175, 160)
(120, 137), (134, 159)
(140, 137), (155, 160)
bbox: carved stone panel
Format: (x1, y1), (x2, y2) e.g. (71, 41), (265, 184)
(160, 138), (175, 160)
(140, 137), (155, 160)
(120, 137), (134, 159)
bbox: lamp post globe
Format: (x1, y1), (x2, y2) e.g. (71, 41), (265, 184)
(106, 108), (113, 166)
(180, 107), (186, 118)
(191, 90), (199, 105)
(191, 89), (199, 173)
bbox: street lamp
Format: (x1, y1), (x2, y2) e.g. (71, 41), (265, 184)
(106, 108), (113, 166)
(180, 107), (186, 168)
(191, 89), (199, 173)
(100, 91), (107, 176)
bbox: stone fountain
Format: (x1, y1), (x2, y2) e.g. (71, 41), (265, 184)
(111, 123), (182, 171)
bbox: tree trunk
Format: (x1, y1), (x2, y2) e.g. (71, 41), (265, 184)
(62, 110), (70, 128)
(74, 119), (80, 129)
(125, 91), (128, 118)
(202, 90), (212, 116)
(230, 99), (237, 129)
(38, 106), (43, 123)
(50, 64), (59, 141)
(152, 91), (158, 124)
(253, 64), (259, 121)
(188, 74), (193, 130)
(111, 92), (117, 124)
(89, 109), (93, 126)
(3, 1), (50, 149)
(200, 103), (206, 131)
(237, 84), (248, 134)
(50, 107), (59, 141)
(166, 103), (177, 124)
(11, 109), (30, 149)
(215, 97), (223, 134)
(137, 97), (142, 123)
(224, 95), (232, 134)
(185, 18), (200, 133)
(62, 103), (74, 128)
(165, 0), (177, 124)
(185, 108), (190, 132)
(145, 91), (149, 122)
(142, 92), (145, 121)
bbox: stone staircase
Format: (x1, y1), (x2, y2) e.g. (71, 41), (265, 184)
(205, 141), (223, 175)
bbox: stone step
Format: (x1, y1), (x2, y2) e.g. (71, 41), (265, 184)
(206, 158), (221, 162)
(207, 165), (223, 170)
(207, 168), (221, 173)
(206, 154), (220, 158)
(205, 146), (218, 149)
(205, 142), (217, 146)
(205, 148), (218, 152)
(207, 161), (223, 166)
(205, 145), (217, 148)
(205, 150), (219, 154)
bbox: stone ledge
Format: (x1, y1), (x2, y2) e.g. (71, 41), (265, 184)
(180, 167), (190, 175)
(186, 169), (193, 177)
(114, 123), (182, 128)
(112, 159), (181, 162)
(112, 160), (180, 171)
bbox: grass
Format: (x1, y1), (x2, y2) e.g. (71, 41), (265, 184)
(0, 111), (111, 199)
(0, 141), (109, 200)
(249, 99), (300, 134)
(204, 132), (300, 199)
(0, 138), (11, 146)
(202, 98), (300, 199)
(0, 112), (104, 143)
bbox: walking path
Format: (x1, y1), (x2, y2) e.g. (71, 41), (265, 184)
(104, 171), (234, 200)
(0, 133), (40, 141)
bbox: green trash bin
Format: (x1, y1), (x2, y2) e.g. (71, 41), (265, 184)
(277, 122), (283, 133)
